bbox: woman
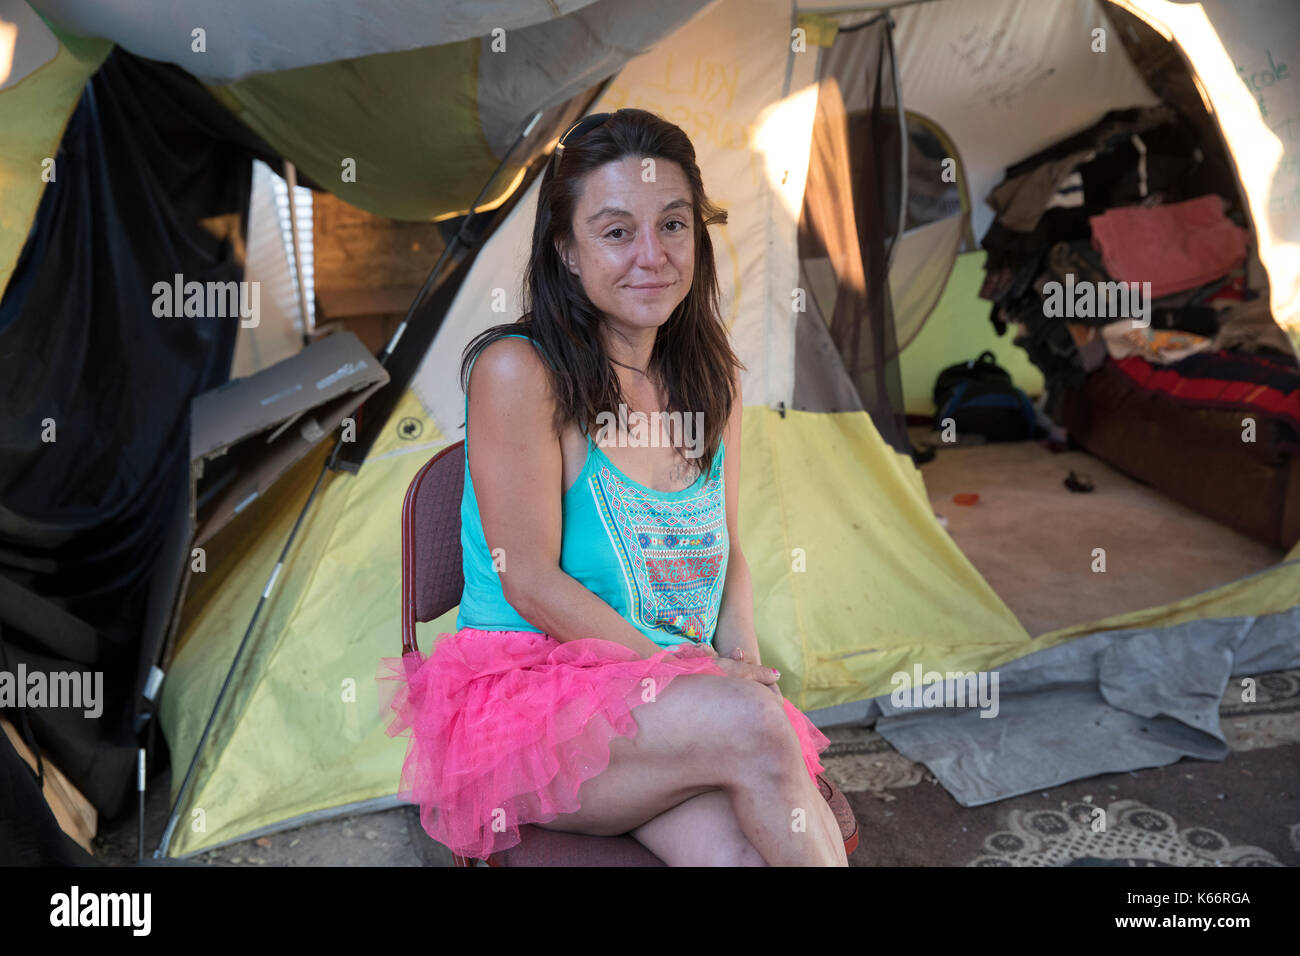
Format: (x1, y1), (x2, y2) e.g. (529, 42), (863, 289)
(383, 108), (847, 866)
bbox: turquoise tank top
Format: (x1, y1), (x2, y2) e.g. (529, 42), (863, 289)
(455, 334), (729, 648)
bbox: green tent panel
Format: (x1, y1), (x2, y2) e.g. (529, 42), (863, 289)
(206, 41), (519, 223)
(0, 19), (111, 298)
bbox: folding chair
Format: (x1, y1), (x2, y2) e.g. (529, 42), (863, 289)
(400, 439), (859, 866)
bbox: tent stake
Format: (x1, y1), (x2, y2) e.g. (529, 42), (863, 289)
(137, 748), (145, 863)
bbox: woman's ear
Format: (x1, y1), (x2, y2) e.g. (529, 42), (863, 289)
(553, 237), (578, 277)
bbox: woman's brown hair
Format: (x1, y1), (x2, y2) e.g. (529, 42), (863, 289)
(459, 107), (742, 475)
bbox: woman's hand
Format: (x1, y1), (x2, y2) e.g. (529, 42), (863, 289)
(711, 656), (781, 686)
(730, 647), (784, 700)
(680, 644), (782, 696)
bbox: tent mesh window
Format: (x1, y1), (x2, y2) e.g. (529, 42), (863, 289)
(793, 15), (909, 456)
(904, 112), (975, 251)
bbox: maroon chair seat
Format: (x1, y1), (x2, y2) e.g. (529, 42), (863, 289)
(492, 824), (667, 867)
(401, 439), (859, 866)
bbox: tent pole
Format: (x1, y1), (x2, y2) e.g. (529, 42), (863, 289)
(886, 11), (907, 269)
(375, 109), (543, 367)
(154, 460), (330, 858)
(324, 106), (547, 475)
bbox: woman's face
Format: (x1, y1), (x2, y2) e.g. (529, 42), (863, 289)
(559, 155), (695, 335)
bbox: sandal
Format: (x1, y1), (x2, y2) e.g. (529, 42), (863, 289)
(1064, 470), (1095, 493)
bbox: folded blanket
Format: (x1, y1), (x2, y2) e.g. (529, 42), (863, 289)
(1112, 349), (1300, 438)
(1089, 195), (1247, 298)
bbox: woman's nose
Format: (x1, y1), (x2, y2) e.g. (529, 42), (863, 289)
(632, 226), (667, 266)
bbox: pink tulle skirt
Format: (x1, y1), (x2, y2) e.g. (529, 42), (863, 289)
(377, 627), (830, 860)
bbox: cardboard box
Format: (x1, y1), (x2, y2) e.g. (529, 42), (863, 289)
(157, 331), (389, 671)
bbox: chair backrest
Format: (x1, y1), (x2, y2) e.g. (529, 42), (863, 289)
(401, 440), (466, 654)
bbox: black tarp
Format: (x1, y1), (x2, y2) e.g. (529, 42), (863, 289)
(0, 709), (98, 866)
(0, 48), (285, 828)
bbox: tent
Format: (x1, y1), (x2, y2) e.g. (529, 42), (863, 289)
(2, 0), (1297, 858)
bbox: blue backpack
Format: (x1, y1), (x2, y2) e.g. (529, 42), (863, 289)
(932, 351), (1038, 442)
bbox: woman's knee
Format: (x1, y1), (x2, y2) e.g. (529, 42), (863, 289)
(718, 679), (803, 766)
(635, 673), (793, 779)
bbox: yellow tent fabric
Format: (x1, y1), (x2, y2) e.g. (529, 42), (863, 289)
(742, 408), (1030, 707)
(0, 23), (110, 298)
(159, 395), (1029, 854)
(159, 385), (1298, 855)
(1032, 555), (1300, 648)
(158, 359), (1299, 855)
(161, 390), (453, 854)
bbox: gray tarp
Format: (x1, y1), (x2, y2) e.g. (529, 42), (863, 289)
(812, 598), (1300, 807)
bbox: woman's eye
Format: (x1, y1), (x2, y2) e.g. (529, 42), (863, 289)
(665, 219), (687, 232)
(606, 228), (627, 240)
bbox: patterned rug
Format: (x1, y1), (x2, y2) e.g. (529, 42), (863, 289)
(822, 669), (1300, 867)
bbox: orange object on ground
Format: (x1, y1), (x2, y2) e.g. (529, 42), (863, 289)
(953, 493), (980, 506)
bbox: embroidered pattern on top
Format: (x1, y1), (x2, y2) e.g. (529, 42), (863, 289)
(588, 448), (728, 642)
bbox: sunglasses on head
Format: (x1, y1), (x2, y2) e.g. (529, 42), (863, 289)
(553, 111), (613, 161)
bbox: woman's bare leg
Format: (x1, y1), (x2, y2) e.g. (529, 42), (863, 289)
(628, 771), (848, 867)
(630, 789), (767, 866)
(533, 672), (843, 866)
(724, 730), (846, 866)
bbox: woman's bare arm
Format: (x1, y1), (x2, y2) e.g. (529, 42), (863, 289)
(465, 337), (665, 659)
(711, 364), (763, 665)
